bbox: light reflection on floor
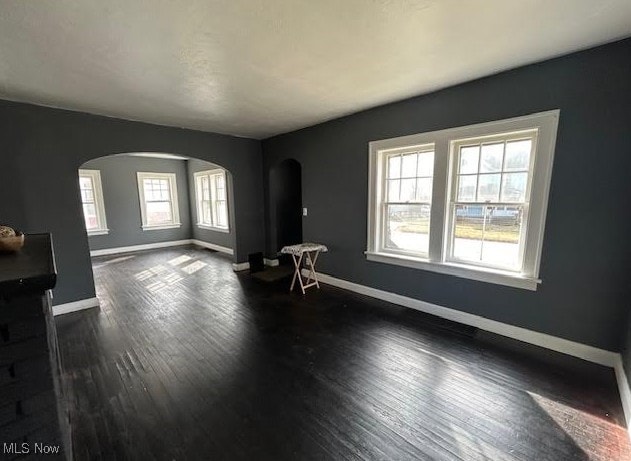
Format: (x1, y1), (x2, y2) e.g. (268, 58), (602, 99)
(92, 255), (136, 268)
(529, 391), (631, 460)
(168, 255), (192, 266)
(181, 260), (207, 274)
(134, 257), (210, 293)
(135, 264), (168, 281)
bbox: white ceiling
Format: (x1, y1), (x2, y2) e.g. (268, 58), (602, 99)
(1, 1), (630, 139)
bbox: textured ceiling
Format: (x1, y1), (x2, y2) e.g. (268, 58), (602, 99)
(1, 1), (630, 139)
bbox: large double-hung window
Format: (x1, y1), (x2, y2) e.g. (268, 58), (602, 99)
(383, 147), (435, 257)
(194, 169), (229, 231)
(367, 111), (559, 290)
(137, 172), (181, 230)
(79, 169), (108, 235)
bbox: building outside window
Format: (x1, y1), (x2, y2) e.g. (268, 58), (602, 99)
(366, 111), (559, 290)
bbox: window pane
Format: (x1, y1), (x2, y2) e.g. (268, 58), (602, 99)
(457, 175), (477, 202)
(504, 139), (532, 171)
(388, 155), (401, 179)
(417, 151), (434, 177)
(80, 177), (93, 190)
(80, 176), (95, 204)
(217, 184), (226, 201)
(501, 173), (528, 202)
(416, 178), (432, 202)
(459, 146), (479, 174)
(146, 201), (172, 225)
(387, 179), (400, 202)
(202, 200), (212, 224)
(385, 204), (430, 254)
(81, 189), (94, 203)
(143, 179), (155, 201)
(158, 181), (170, 200)
(477, 174), (501, 201)
(401, 153), (417, 178)
(452, 204), (523, 269)
(216, 201), (228, 227)
(400, 178), (416, 202)
(479, 143), (504, 173)
(83, 203), (98, 230)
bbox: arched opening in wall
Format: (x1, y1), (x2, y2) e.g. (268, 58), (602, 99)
(76, 152), (237, 299)
(269, 159), (303, 264)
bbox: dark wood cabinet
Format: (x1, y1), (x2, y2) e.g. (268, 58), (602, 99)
(0, 234), (71, 459)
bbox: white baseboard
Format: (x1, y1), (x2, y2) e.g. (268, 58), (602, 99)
(191, 239), (234, 255)
(234, 258), (277, 271)
(53, 297), (100, 316)
(232, 262), (250, 271)
(90, 239), (192, 257)
(90, 239), (236, 258)
(303, 269), (617, 367)
(614, 356), (631, 427)
(305, 269), (631, 426)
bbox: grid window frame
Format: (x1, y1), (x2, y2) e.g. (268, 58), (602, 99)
(366, 110), (559, 291)
(194, 169), (230, 232)
(78, 169), (108, 235)
(445, 130), (538, 272)
(380, 146), (435, 258)
(136, 172), (181, 230)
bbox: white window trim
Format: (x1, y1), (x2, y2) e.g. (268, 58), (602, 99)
(366, 110), (560, 291)
(79, 169), (109, 236)
(197, 223), (231, 233)
(136, 172), (182, 230)
(193, 169), (230, 232)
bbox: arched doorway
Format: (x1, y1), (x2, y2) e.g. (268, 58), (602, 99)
(270, 159), (303, 261)
(76, 152), (237, 260)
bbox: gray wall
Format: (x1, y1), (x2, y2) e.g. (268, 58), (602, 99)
(262, 38), (631, 351)
(187, 158), (234, 249)
(0, 100), (263, 305)
(83, 156), (191, 250)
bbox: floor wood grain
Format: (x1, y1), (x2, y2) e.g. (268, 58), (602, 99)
(55, 246), (631, 460)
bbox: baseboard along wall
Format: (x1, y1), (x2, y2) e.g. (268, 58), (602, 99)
(614, 356), (631, 427)
(89, 239), (233, 257)
(301, 268), (631, 427)
(61, 242), (631, 427)
(52, 297), (100, 316)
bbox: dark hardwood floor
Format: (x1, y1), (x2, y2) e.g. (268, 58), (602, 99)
(55, 246), (631, 460)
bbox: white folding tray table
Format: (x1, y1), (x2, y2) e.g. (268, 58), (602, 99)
(280, 243), (328, 294)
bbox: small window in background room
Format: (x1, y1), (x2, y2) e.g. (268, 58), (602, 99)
(137, 172), (181, 230)
(194, 169), (229, 231)
(79, 169), (108, 235)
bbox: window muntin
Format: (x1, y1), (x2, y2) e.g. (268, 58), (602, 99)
(382, 148), (434, 256)
(194, 169), (229, 230)
(78, 169), (108, 235)
(366, 111), (559, 290)
(137, 172), (181, 229)
(447, 131), (536, 271)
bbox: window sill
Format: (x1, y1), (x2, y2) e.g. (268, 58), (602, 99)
(87, 229), (109, 236)
(197, 224), (230, 233)
(141, 223), (182, 231)
(365, 251), (540, 291)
